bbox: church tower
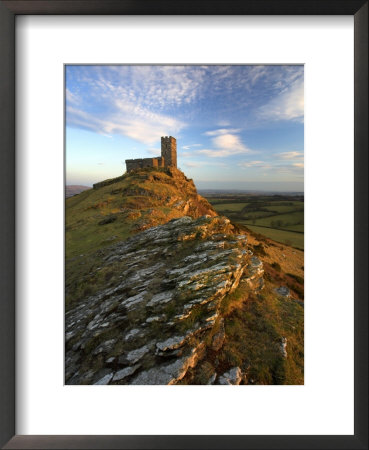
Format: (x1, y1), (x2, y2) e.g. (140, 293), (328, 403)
(161, 136), (177, 168)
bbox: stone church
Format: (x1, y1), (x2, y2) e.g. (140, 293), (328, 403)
(125, 136), (177, 172)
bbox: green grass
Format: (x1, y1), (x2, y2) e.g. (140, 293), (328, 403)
(241, 210), (272, 219)
(184, 280), (304, 385)
(205, 193), (304, 250)
(65, 168), (218, 310)
(268, 201), (303, 207)
(206, 197), (235, 203)
(66, 170), (184, 259)
(221, 284), (304, 384)
(206, 196), (304, 239)
(283, 223), (304, 232)
(242, 211), (304, 228)
(211, 202), (249, 212)
(263, 204), (303, 213)
(66, 217), (131, 259)
(244, 225), (304, 249)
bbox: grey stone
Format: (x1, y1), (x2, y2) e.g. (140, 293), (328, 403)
(126, 345), (150, 364)
(112, 364), (140, 382)
(280, 337), (288, 358)
(156, 335), (186, 352)
(218, 367), (242, 385)
(207, 373), (217, 385)
(93, 373), (113, 385)
(275, 286), (291, 297)
(124, 328), (142, 341)
(147, 291), (174, 307)
(121, 292), (147, 310)
(65, 215), (257, 385)
(146, 315), (164, 323)
(130, 358), (187, 385)
(92, 338), (117, 355)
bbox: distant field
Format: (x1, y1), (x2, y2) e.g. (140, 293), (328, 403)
(214, 202), (249, 211)
(242, 210), (272, 219)
(244, 211), (303, 228)
(263, 204), (302, 213)
(206, 198), (238, 204)
(283, 224), (304, 232)
(206, 193), (304, 249)
(245, 225), (304, 250)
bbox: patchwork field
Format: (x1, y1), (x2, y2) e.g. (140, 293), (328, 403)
(245, 225), (304, 250)
(206, 194), (304, 250)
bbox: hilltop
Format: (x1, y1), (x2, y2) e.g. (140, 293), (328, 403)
(66, 167), (304, 385)
(66, 167), (216, 260)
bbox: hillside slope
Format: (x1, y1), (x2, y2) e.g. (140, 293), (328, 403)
(66, 167), (216, 259)
(66, 168), (304, 385)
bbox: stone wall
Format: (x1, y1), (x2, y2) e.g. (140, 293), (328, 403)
(125, 136), (177, 172)
(125, 157), (165, 172)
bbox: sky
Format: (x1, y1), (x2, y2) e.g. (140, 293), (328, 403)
(66, 65), (304, 191)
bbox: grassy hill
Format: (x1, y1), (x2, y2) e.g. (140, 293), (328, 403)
(66, 167), (217, 309)
(65, 168), (304, 385)
(66, 167), (216, 260)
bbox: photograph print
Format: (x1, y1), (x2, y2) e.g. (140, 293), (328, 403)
(65, 65), (304, 385)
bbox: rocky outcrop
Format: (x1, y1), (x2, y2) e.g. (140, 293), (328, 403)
(65, 215), (264, 385)
(124, 167), (217, 231)
(69, 167), (218, 240)
(244, 256), (264, 290)
(217, 367), (243, 385)
(275, 286), (291, 298)
(280, 337), (288, 358)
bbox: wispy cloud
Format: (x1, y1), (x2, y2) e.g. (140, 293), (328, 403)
(66, 88), (80, 106)
(213, 134), (246, 150)
(70, 66), (207, 109)
(204, 128), (241, 136)
(183, 161), (204, 168)
(238, 160), (270, 168)
(66, 65), (304, 189)
(118, 66), (206, 109)
(182, 144), (202, 150)
(278, 151), (304, 160)
(183, 161), (226, 168)
(258, 77), (304, 122)
(66, 65), (304, 146)
(66, 66), (195, 143)
(67, 102), (185, 145)
(238, 158), (304, 176)
(199, 132), (254, 158)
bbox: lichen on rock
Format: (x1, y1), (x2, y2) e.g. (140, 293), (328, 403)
(65, 215), (264, 385)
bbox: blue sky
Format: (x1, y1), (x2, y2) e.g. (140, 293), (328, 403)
(66, 65), (304, 191)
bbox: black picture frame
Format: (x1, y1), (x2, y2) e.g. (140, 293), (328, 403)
(0, 1), (367, 449)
